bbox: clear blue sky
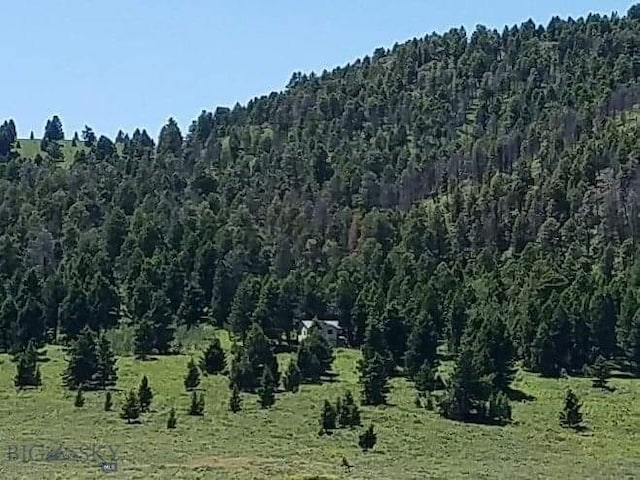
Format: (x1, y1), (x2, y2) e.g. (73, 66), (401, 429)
(3, 0), (633, 139)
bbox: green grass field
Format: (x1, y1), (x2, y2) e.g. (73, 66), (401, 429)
(1, 332), (640, 480)
(14, 139), (85, 165)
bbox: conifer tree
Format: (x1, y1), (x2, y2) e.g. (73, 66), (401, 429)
(95, 333), (118, 390)
(358, 352), (390, 406)
(296, 323), (334, 380)
(138, 375), (153, 412)
(590, 355), (611, 389)
(229, 383), (242, 413)
(133, 318), (154, 360)
(167, 407), (177, 429)
(358, 424), (377, 451)
(319, 399), (337, 434)
(486, 390), (512, 424)
(199, 337), (226, 375)
(338, 390), (361, 428)
(404, 312), (439, 379)
(104, 391), (113, 411)
(74, 387), (85, 407)
(121, 389), (140, 423)
(282, 359), (302, 392)
(188, 391), (205, 416)
(63, 326), (99, 390)
(14, 340), (42, 389)
(257, 366), (276, 408)
(184, 358), (201, 391)
(414, 360), (439, 396)
(559, 388), (583, 430)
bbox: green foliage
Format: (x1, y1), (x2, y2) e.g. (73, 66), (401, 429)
(358, 352), (390, 406)
(319, 399), (337, 434)
(121, 389), (140, 423)
(188, 391), (205, 416)
(282, 359), (302, 392)
(104, 391), (113, 411)
(257, 366), (276, 408)
(358, 424), (377, 451)
(184, 358), (201, 391)
(559, 388), (584, 430)
(138, 375), (153, 412)
(74, 387), (85, 407)
(337, 390), (361, 428)
(199, 337), (226, 375)
(14, 340), (42, 389)
(590, 355), (611, 389)
(296, 323), (334, 382)
(229, 383), (242, 413)
(167, 407), (177, 429)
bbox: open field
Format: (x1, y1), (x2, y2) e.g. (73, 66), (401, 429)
(1, 332), (640, 480)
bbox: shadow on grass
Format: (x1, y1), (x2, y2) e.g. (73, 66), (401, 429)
(506, 387), (536, 403)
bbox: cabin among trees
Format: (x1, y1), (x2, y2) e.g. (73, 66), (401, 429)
(298, 319), (345, 347)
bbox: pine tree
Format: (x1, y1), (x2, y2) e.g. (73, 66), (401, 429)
(319, 399), (337, 434)
(338, 390), (361, 428)
(257, 366), (276, 408)
(296, 323), (334, 380)
(229, 383), (242, 413)
(590, 355), (611, 389)
(486, 390), (512, 424)
(62, 326), (99, 390)
(138, 375), (153, 412)
(74, 387), (85, 407)
(133, 318), (154, 360)
(14, 340), (42, 389)
(199, 337), (226, 375)
(282, 359), (302, 392)
(95, 333), (118, 390)
(559, 388), (584, 429)
(167, 407), (177, 429)
(358, 424), (377, 451)
(358, 352), (390, 406)
(438, 348), (489, 422)
(414, 361), (439, 396)
(404, 312), (438, 378)
(104, 391), (113, 411)
(184, 358), (201, 391)
(188, 391), (205, 416)
(121, 389), (140, 423)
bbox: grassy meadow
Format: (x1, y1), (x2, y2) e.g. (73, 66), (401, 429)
(1, 329), (640, 479)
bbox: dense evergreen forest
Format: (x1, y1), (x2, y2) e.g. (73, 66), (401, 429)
(2, 5), (640, 422)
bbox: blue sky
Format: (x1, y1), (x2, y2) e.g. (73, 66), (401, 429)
(3, 0), (633, 139)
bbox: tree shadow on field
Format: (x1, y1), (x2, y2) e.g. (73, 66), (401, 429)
(506, 387), (535, 403)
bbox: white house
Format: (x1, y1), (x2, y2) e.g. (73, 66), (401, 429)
(298, 319), (344, 347)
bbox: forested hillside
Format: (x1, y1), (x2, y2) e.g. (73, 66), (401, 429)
(2, 5), (640, 412)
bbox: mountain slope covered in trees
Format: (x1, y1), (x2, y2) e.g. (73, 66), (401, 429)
(1, 6), (640, 394)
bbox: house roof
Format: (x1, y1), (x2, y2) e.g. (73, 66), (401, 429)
(301, 319), (342, 330)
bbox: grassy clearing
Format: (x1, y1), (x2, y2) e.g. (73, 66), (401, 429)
(1, 334), (640, 479)
(15, 139), (85, 165)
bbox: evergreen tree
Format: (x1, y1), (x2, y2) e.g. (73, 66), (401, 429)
(147, 292), (175, 355)
(14, 340), (42, 389)
(62, 326), (99, 390)
(188, 391), (205, 416)
(486, 390), (512, 424)
(590, 355), (611, 389)
(229, 383), (242, 412)
(133, 318), (154, 360)
(405, 312), (439, 379)
(319, 399), (337, 434)
(438, 348), (490, 422)
(167, 407), (177, 429)
(414, 361), (439, 395)
(282, 359), (302, 392)
(138, 375), (153, 412)
(200, 337), (226, 375)
(257, 366), (276, 408)
(184, 358), (201, 391)
(74, 387), (85, 407)
(338, 390), (361, 428)
(358, 352), (390, 406)
(358, 424), (377, 451)
(104, 391), (113, 411)
(296, 323), (334, 379)
(559, 388), (583, 430)
(121, 389), (140, 423)
(95, 333), (118, 390)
